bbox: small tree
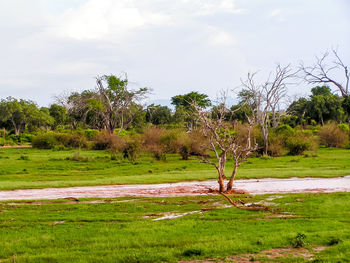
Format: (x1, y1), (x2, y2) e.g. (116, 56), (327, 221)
(195, 94), (258, 193)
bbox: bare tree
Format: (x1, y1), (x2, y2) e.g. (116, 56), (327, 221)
(195, 93), (258, 194)
(241, 64), (295, 155)
(299, 49), (349, 97)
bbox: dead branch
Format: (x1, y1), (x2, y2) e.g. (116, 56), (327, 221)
(299, 49), (349, 97)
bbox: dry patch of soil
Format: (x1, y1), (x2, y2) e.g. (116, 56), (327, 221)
(180, 246), (327, 263)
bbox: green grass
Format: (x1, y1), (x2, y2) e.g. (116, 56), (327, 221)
(0, 193), (349, 262)
(0, 147), (349, 190)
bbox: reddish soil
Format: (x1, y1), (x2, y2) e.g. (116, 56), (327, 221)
(0, 176), (349, 201)
(0, 145), (31, 148)
(179, 246), (327, 263)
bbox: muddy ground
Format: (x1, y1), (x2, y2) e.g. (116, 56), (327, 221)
(0, 176), (349, 201)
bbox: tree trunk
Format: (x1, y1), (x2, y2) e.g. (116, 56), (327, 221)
(263, 133), (268, 156)
(218, 174), (225, 193)
(226, 163), (239, 191)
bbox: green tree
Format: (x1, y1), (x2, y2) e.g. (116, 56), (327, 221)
(171, 91), (211, 129)
(287, 97), (309, 126)
(308, 87), (344, 125)
(0, 97), (52, 134)
(287, 86), (345, 126)
(171, 91), (211, 110)
(49, 104), (68, 129)
(146, 104), (172, 125)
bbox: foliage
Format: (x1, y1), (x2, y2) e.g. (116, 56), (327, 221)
(32, 133), (58, 149)
(171, 92), (211, 128)
(171, 91), (211, 110)
(142, 127), (167, 160)
(49, 104), (68, 129)
(338, 123), (349, 132)
(93, 132), (125, 152)
(32, 132), (88, 149)
(275, 124), (294, 135)
(0, 97), (53, 134)
(290, 233), (308, 248)
(285, 132), (316, 155)
(319, 123), (349, 148)
(145, 104), (172, 125)
(287, 86), (347, 126)
(121, 143), (138, 162)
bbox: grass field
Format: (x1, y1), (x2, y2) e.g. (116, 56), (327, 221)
(0, 147), (349, 190)
(0, 192), (349, 262)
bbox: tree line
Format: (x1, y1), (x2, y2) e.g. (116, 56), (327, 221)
(0, 49), (349, 194)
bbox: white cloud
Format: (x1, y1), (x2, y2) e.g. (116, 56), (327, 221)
(50, 0), (244, 41)
(269, 8), (282, 17)
(210, 29), (237, 46)
(1, 0), (349, 106)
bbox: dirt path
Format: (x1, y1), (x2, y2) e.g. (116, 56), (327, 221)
(0, 176), (349, 201)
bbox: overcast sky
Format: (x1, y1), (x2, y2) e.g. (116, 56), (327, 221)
(0, 0), (349, 106)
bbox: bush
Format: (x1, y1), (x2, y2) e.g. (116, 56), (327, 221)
(8, 133), (34, 144)
(0, 137), (15, 146)
(188, 130), (208, 157)
(67, 150), (89, 162)
(285, 132), (316, 155)
(143, 127), (167, 160)
(267, 134), (285, 157)
(32, 133), (58, 149)
(319, 123), (349, 148)
(84, 129), (98, 140)
(291, 233), (308, 248)
(93, 132), (124, 151)
(17, 155), (30, 161)
(55, 133), (88, 148)
(338, 123), (349, 132)
(275, 124), (294, 135)
(160, 130), (180, 154)
(182, 249), (203, 257)
(122, 140), (139, 162)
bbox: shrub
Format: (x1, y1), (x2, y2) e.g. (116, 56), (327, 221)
(275, 124), (294, 135)
(67, 150), (89, 162)
(319, 123), (349, 148)
(93, 132), (124, 151)
(327, 237), (342, 246)
(143, 127), (167, 160)
(291, 233), (308, 248)
(267, 134), (285, 157)
(338, 123), (349, 132)
(122, 140), (139, 162)
(0, 138), (14, 146)
(285, 133), (316, 155)
(160, 130), (180, 154)
(188, 130), (208, 157)
(32, 133), (58, 149)
(17, 155), (30, 161)
(182, 249), (203, 257)
(8, 133), (34, 144)
(84, 129), (98, 140)
(55, 133), (88, 149)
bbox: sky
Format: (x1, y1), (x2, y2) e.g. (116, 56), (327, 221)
(0, 0), (349, 106)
